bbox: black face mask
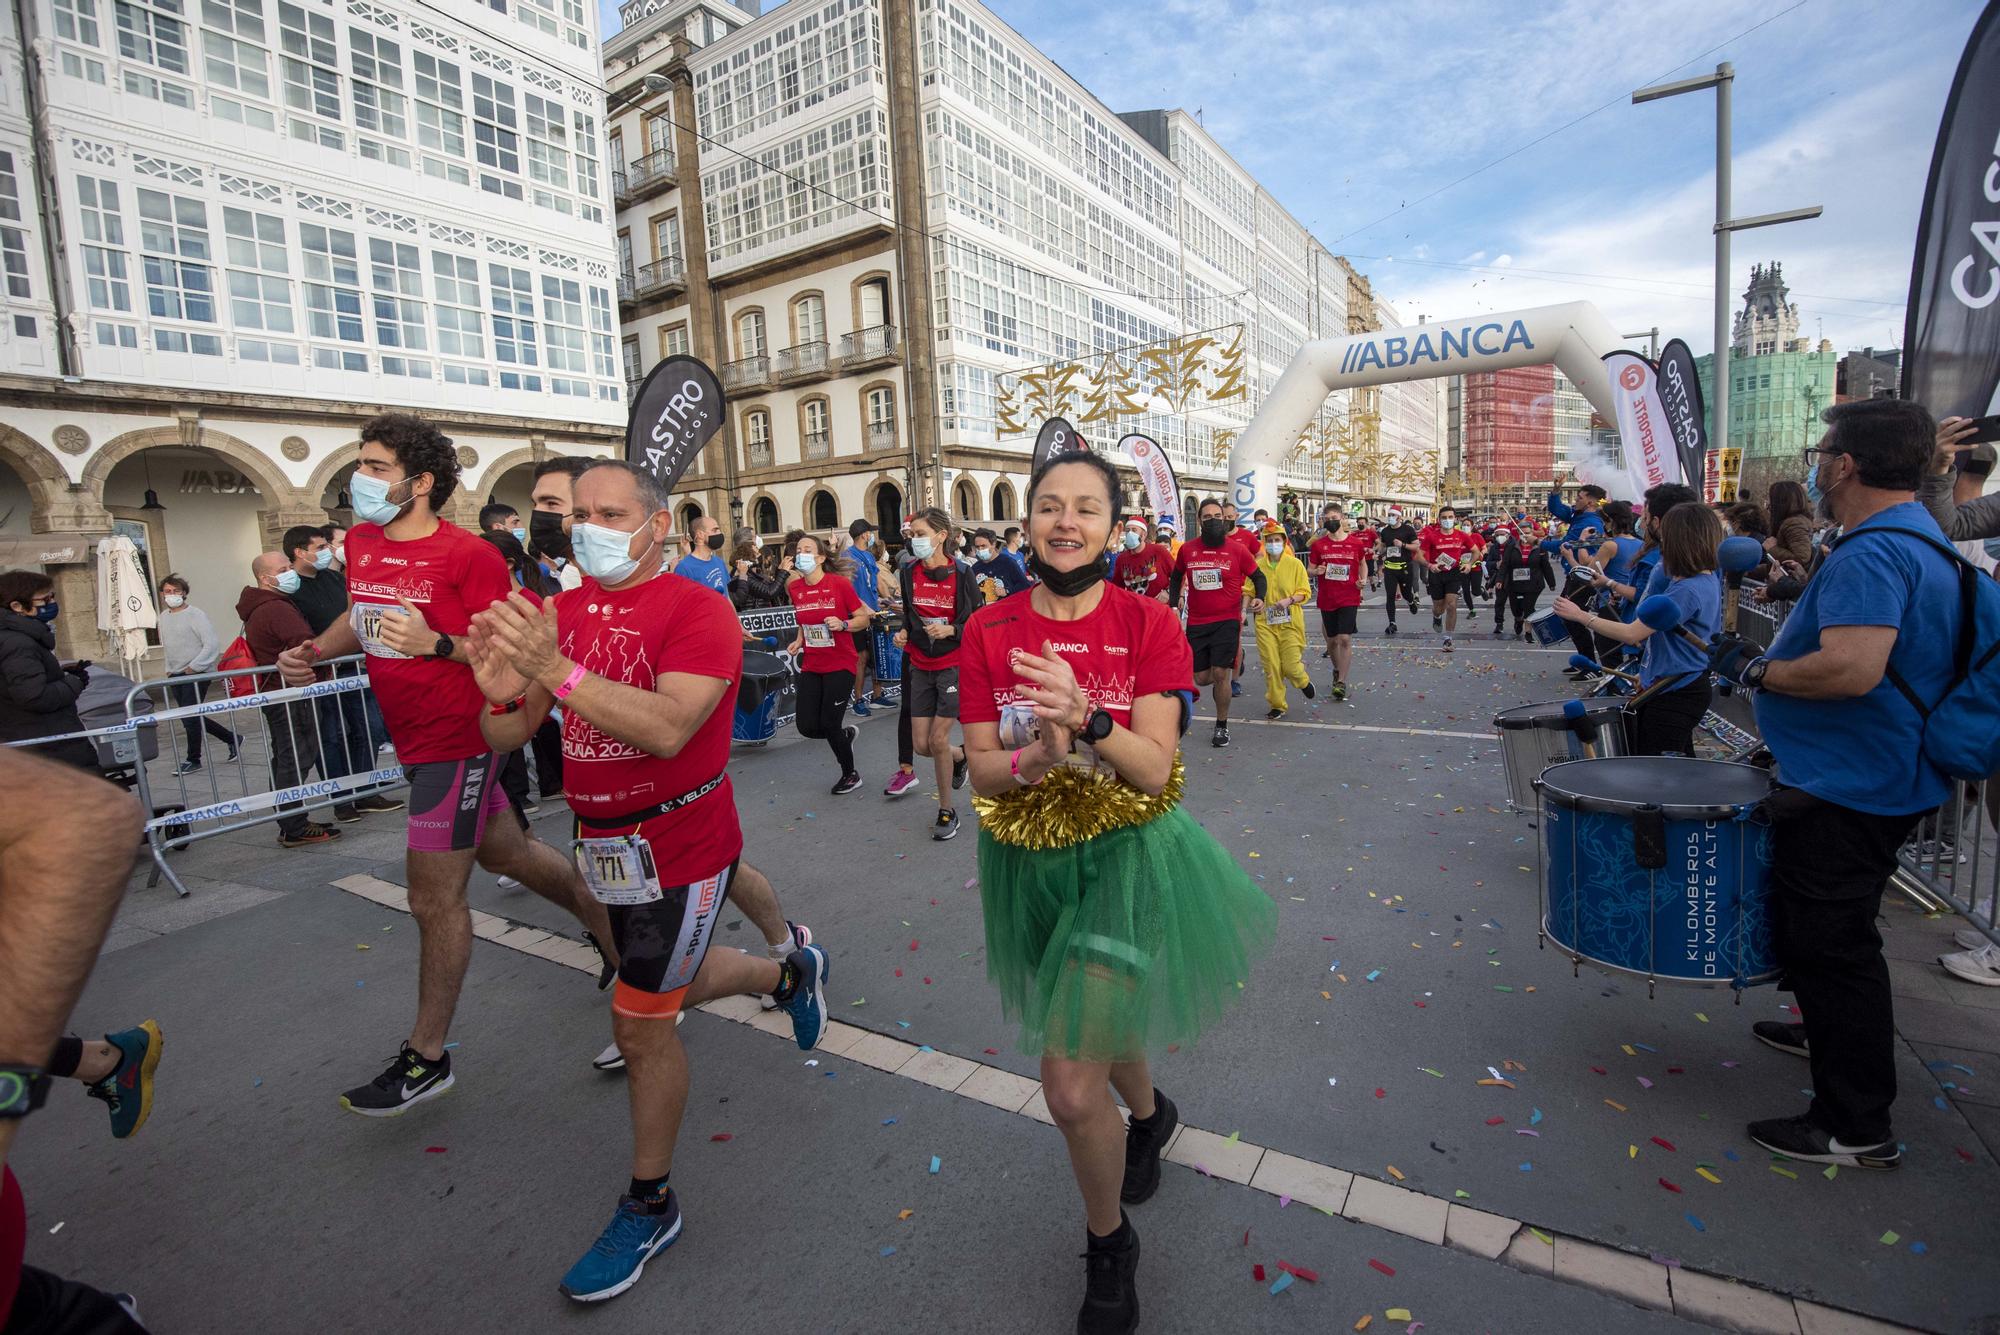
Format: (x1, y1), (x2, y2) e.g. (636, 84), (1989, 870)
(1199, 518), (1228, 545)
(529, 510), (571, 561)
(705, 532), (726, 552)
(1029, 550), (1105, 597)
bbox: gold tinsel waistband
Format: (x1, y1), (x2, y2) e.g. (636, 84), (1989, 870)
(971, 754), (1185, 850)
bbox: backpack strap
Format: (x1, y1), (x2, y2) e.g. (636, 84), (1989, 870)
(1837, 524), (1980, 715)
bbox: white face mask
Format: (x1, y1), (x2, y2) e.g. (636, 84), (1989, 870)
(163, 593), (186, 608)
(794, 553), (817, 574)
(332, 544), (346, 565)
(571, 520), (653, 584)
(909, 535), (935, 560)
(1265, 540), (1285, 557)
(1441, 518), (1458, 532)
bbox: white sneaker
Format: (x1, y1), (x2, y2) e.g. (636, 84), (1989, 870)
(496, 875), (519, 888)
(1939, 942), (2000, 987)
(592, 1042), (626, 1072)
(1953, 927), (1992, 951)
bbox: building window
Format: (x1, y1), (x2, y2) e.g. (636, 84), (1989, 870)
(745, 409), (771, 465)
(540, 274), (587, 395)
(650, 213), (679, 263)
(276, 1), (340, 146)
(524, 94), (570, 212)
(645, 113), (671, 155)
(587, 283), (614, 379)
(0, 156), (25, 300)
(430, 250), (483, 358)
(471, 73), (523, 199)
(736, 309), (765, 359)
(136, 188), (215, 322)
(299, 221), (362, 354)
(489, 262), (540, 390)
(56, 0), (102, 46)
(752, 496), (778, 534)
(412, 52), (468, 184)
(801, 396), (830, 459)
(661, 322), (690, 358)
(793, 292), (825, 345)
(369, 237), (428, 377)
(115, 0), (189, 74)
(809, 489), (837, 530)
(622, 335), (641, 383)
(857, 275), (888, 328)
(350, 28), (408, 167)
(679, 503), (701, 533)
(865, 384), (894, 449)
(516, 0), (556, 37)
(572, 110), (601, 222)
(75, 176), (131, 312)
(200, 0), (270, 116)
(222, 206), (292, 346)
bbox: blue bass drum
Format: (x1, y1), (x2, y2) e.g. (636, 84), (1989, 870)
(1538, 757), (1778, 994)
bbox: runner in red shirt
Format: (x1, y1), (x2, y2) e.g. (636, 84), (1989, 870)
(1169, 497), (1267, 747)
(468, 459), (830, 1304)
(785, 534), (874, 793)
(1414, 504), (1486, 652)
(1111, 518), (1172, 600)
(1307, 505), (1371, 699)
(1357, 519), (1382, 591)
(279, 414), (615, 1115)
(893, 508), (977, 840)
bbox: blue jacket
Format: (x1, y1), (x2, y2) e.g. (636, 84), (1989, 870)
(848, 546), (882, 609)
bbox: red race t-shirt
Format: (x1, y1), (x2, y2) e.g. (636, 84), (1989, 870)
(787, 572), (862, 674)
(1, 1167), (21, 1328)
(554, 572), (743, 884)
(345, 519), (517, 764)
(1174, 539), (1260, 625)
(1112, 544), (1172, 599)
(1227, 526), (1263, 569)
(905, 563), (962, 670)
(1417, 525), (1484, 573)
(1309, 533), (1372, 609)
(960, 585), (1192, 742)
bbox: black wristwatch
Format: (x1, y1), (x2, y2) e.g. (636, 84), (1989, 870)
(1743, 657), (1770, 691)
(432, 632), (454, 659)
(1081, 709), (1115, 744)
(0, 1067), (51, 1120)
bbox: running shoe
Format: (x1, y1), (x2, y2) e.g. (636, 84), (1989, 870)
(1385, 622), (1398, 636)
(173, 760), (201, 776)
(583, 929), (617, 991)
(1748, 1115), (1899, 1170)
(951, 750), (969, 791)
(1229, 679), (1240, 698)
(353, 795), (405, 814)
(785, 943), (831, 1051)
(1331, 681), (1347, 701)
(1752, 1021), (1808, 1058)
(521, 800), (541, 816)
(339, 1045), (453, 1117)
(1940, 942), (2000, 987)
(884, 770), (918, 799)
(933, 808), (960, 841)
(332, 805), (363, 824)
(851, 698), (873, 718)
(1120, 1089), (1177, 1205)
(497, 876), (519, 888)
(760, 922), (816, 1010)
(1265, 707), (1285, 721)
(1954, 926), (1994, 951)
(1300, 681), (1315, 700)
(592, 1042), (626, 1073)
(278, 823), (341, 848)
(1078, 1217), (1140, 1335)
(1443, 635), (1454, 653)
(1210, 724), (1230, 749)
(832, 771), (863, 796)
(1432, 615), (1443, 631)
(225, 742), (240, 762)
(1493, 626), (1506, 639)
(87, 1020), (163, 1140)
(559, 1192), (682, 1303)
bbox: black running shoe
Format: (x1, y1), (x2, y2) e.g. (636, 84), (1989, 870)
(933, 808), (960, 841)
(1210, 724), (1230, 749)
(1331, 680), (1347, 701)
(1752, 1021), (1808, 1058)
(1432, 615), (1443, 631)
(951, 750), (969, 791)
(1121, 1090), (1178, 1205)
(583, 929), (616, 991)
(1265, 707), (1285, 721)
(1748, 1114), (1899, 1170)
(1300, 681), (1315, 700)
(1385, 622), (1398, 636)
(832, 771), (863, 795)
(1078, 1217), (1140, 1335)
(339, 1045), (453, 1117)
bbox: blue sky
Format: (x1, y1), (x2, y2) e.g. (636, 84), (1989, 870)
(606, 0), (1985, 358)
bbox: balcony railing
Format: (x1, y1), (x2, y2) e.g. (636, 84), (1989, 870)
(837, 324), (897, 369)
(803, 430), (831, 460)
(774, 340), (830, 383)
(613, 148), (677, 206)
(633, 255), (686, 299)
(616, 267), (635, 303)
(746, 440), (773, 468)
(721, 355), (771, 392)
(867, 422), (896, 452)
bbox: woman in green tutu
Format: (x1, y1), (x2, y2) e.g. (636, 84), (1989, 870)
(958, 451), (1276, 1335)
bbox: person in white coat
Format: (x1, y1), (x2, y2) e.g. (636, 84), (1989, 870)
(157, 574), (240, 773)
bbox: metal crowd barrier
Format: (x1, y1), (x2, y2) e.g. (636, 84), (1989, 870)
(1898, 780), (2000, 948)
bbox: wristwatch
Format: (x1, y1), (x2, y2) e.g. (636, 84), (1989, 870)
(432, 632), (454, 659)
(0, 1066), (51, 1120)
(1742, 657), (1770, 691)
(1081, 708), (1115, 744)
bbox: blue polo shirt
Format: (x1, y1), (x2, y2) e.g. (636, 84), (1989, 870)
(1638, 569), (1719, 687)
(1753, 502), (1959, 816)
(672, 553), (730, 595)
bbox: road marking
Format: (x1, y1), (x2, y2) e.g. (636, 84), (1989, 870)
(325, 870), (1911, 1334)
(1224, 717), (1492, 741)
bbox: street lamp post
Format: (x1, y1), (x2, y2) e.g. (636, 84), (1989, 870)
(1633, 64), (1822, 498)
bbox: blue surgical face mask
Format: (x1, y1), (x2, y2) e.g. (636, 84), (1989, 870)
(511, 526), (528, 546)
(571, 520), (650, 585)
(794, 553), (818, 574)
(909, 536), (935, 560)
(349, 472), (413, 526)
(275, 570), (302, 595)
(313, 546), (334, 570)
(34, 601), (58, 623)
(1441, 517), (1458, 532)
(1122, 531), (1141, 551)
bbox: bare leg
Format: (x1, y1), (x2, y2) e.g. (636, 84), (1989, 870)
(1209, 669), (1231, 724)
(1108, 1058), (1156, 1120)
(476, 811), (617, 968)
(728, 861), (791, 948)
(1333, 633), (1354, 682)
(404, 846), (478, 1060)
(71, 1040), (122, 1084)
(1042, 1056), (1126, 1235)
(620, 949), (780, 1178)
(1443, 592), (1458, 634)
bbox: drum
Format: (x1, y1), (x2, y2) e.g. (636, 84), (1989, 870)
(1537, 757), (1777, 993)
(1524, 607), (1571, 647)
(734, 649), (794, 745)
(1492, 698), (1632, 811)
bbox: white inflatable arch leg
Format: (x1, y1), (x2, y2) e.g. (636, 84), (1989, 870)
(1223, 301), (1625, 516)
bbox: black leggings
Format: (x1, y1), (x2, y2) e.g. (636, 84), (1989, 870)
(1632, 675), (1712, 756)
(1505, 586), (1542, 627)
(1383, 566), (1418, 615)
(796, 669), (855, 774)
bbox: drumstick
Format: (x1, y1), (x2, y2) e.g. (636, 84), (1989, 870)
(1568, 653), (1638, 686)
(1717, 537), (1765, 636)
(1636, 594), (1712, 657)
(1561, 698), (1599, 760)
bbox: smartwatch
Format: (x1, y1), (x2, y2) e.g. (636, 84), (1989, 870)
(432, 632), (454, 659)
(1743, 657), (1771, 691)
(1081, 709), (1115, 744)
(0, 1067), (51, 1120)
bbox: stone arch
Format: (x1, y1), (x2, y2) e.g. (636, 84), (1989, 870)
(303, 439), (363, 504)
(86, 424), (292, 503)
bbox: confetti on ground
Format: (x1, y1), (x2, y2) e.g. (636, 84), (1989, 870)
(1485, 1116), (1506, 1126)
(928, 1156), (941, 1174)
(1912, 1242), (1929, 1255)
(1771, 1165), (1798, 1180)
(880, 1246), (897, 1257)
(1519, 1162), (1533, 1172)
(1366, 1258), (1397, 1277)
(1685, 1214), (1706, 1232)
(1279, 1262), (1319, 1283)
(1696, 1168), (1721, 1185)
(1651, 1137), (1676, 1152)
(1354, 1317), (1373, 1332)
(710, 1133), (733, 1142)
(48, 1222), (62, 1235)
(1696, 1012), (1709, 1023)
(1880, 1230), (1901, 1245)
(1530, 1228), (1553, 1245)
(1529, 1108), (1543, 1125)
(1385, 1165), (1404, 1181)
(1418, 1068), (1444, 1078)
(1387, 1310), (1413, 1323)
(1366, 970), (1382, 982)
(1658, 1178), (1681, 1193)
(881, 1117), (896, 1125)
(1636, 1077), (1654, 1089)
(1375, 1088), (1387, 1099)
(898, 1209), (914, 1220)
(1604, 1100), (1628, 1113)
(1269, 1272), (1294, 1295)
(1253, 1264), (1266, 1282)
(424, 1146), (447, 1154)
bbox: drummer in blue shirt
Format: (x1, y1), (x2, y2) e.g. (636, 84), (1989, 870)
(1551, 501), (1721, 755)
(670, 512), (732, 595)
(1706, 399), (1961, 1172)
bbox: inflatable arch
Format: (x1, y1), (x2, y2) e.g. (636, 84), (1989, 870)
(1224, 301), (1625, 517)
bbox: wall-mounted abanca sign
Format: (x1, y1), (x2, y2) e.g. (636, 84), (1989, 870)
(1226, 302), (1624, 520)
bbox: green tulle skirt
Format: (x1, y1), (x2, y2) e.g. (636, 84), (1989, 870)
(977, 805), (1277, 1062)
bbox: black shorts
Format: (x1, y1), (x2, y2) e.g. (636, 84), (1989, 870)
(1428, 570), (1470, 600)
(590, 848), (738, 1021)
(1319, 606), (1358, 637)
(1187, 619), (1241, 674)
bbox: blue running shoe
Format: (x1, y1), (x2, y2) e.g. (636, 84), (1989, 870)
(786, 943), (830, 1051)
(850, 698), (872, 718)
(88, 1020), (162, 1140)
(560, 1193), (682, 1303)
